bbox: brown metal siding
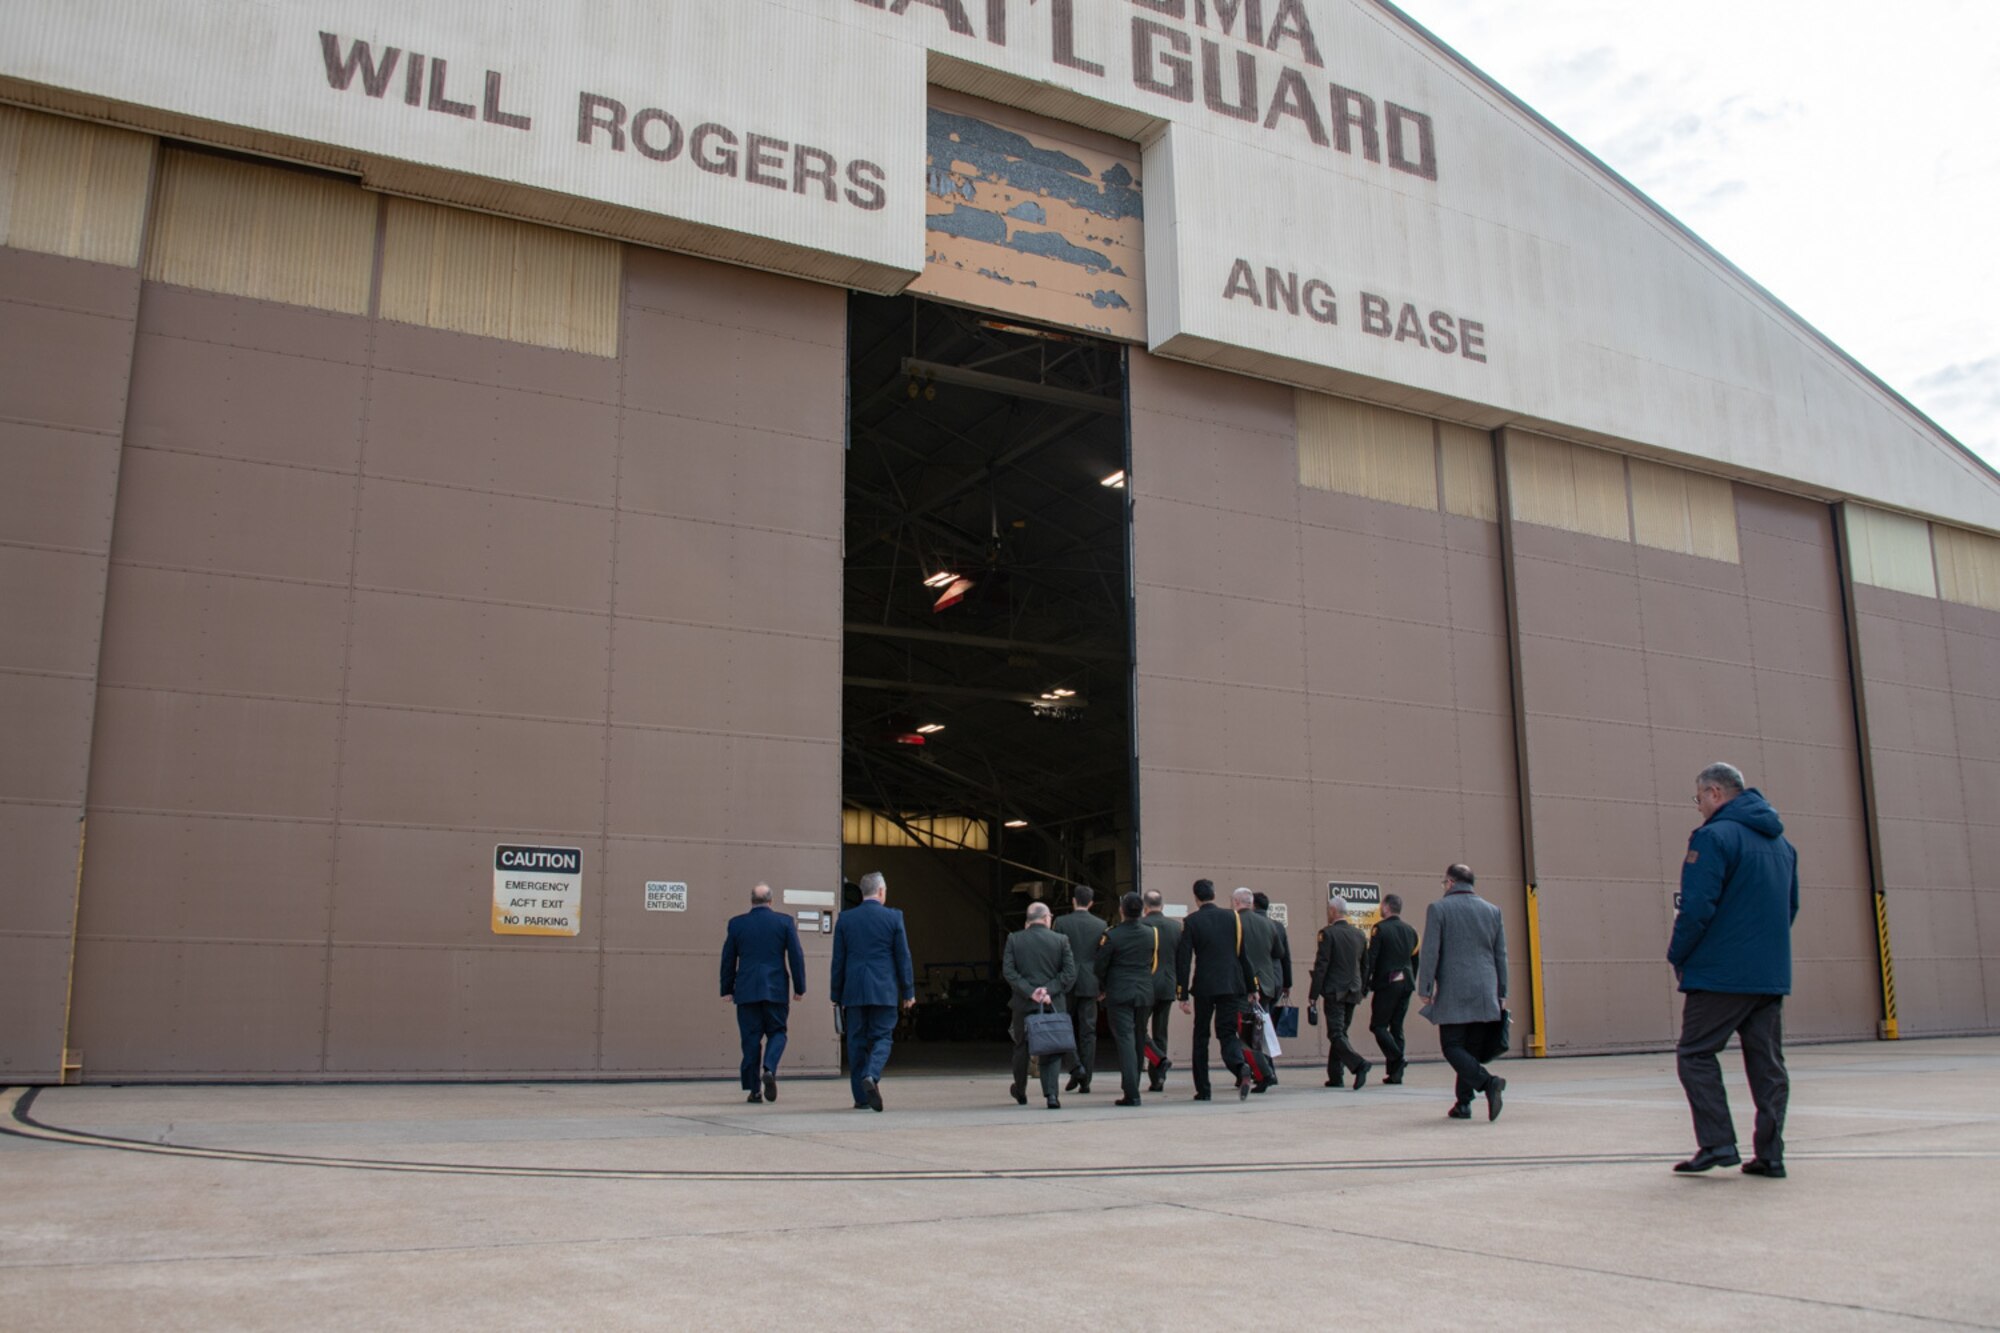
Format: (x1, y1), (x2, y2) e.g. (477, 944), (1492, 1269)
(1516, 484), (1876, 1049)
(1853, 582), (2000, 1034)
(0, 246), (141, 1080)
(1129, 353), (1523, 1069)
(65, 246), (844, 1079)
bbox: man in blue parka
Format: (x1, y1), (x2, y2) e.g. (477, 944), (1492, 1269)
(1668, 762), (1799, 1178)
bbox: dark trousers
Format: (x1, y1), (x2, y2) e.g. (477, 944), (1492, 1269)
(1068, 993), (1099, 1081)
(844, 1004), (897, 1106)
(1107, 1000), (1151, 1101)
(1147, 997), (1173, 1085)
(1439, 1022), (1496, 1104)
(1370, 983), (1414, 1075)
(1190, 993), (1251, 1095)
(1677, 991), (1788, 1160)
(1010, 1008), (1065, 1101)
(735, 1000), (789, 1089)
(1323, 999), (1366, 1081)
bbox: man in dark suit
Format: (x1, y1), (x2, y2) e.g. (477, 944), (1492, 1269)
(1052, 886), (1104, 1094)
(1235, 888), (1284, 1091)
(1141, 890), (1181, 1091)
(829, 871), (914, 1112)
(1003, 901), (1076, 1109)
(1309, 898), (1372, 1089)
(1252, 891), (1294, 1005)
(719, 882), (807, 1103)
(1095, 892), (1161, 1107)
(1175, 879), (1260, 1101)
(1364, 893), (1420, 1084)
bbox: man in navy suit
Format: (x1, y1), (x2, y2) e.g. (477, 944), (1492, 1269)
(829, 870), (915, 1111)
(720, 883), (807, 1104)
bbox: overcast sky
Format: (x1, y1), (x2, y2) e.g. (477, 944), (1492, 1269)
(1390, 0), (2000, 470)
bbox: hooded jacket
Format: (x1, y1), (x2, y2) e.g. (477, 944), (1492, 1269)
(1668, 788), (1799, 995)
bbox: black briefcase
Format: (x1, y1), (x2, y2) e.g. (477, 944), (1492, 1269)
(1473, 1010), (1512, 1063)
(1025, 1003), (1076, 1059)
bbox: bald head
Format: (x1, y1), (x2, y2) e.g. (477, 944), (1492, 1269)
(750, 883), (772, 905)
(1026, 902), (1052, 926)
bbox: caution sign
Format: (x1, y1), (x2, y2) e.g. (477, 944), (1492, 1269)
(493, 845), (582, 937)
(1329, 881), (1382, 930)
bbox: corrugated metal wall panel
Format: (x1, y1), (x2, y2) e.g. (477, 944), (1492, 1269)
(1630, 457), (1741, 563)
(1440, 422), (1497, 521)
(1296, 391), (1438, 510)
(146, 148), (375, 314)
(1933, 524), (2000, 612)
(0, 106), (152, 266)
(1507, 431), (1632, 543)
(1846, 503), (1938, 598)
(378, 198), (620, 357)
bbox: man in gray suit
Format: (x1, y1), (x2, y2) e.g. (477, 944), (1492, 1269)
(1309, 898), (1372, 1089)
(1417, 863), (1509, 1121)
(1052, 886), (1104, 1094)
(1003, 901), (1077, 1109)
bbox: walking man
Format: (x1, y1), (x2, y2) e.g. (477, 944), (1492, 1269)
(829, 871), (914, 1112)
(1669, 762), (1798, 1178)
(1417, 864), (1509, 1121)
(1053, 886), (1104, 1094)
(1364, 893), (1420, 1083)
(1176, 880), (1260, 1101)
(1003, 901), (1076, 1109)
(1310, 898), (1372, 1089)
(1096, 892), (1161, 1106)
(1236, 888), (1284, 1090)
(1141, 890), (1181, 1090)
(719, 882), (806, 1103)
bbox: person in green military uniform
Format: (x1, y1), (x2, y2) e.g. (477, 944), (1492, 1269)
(1140, 889), (1181, 1090)
(1052, 885), (1105, 1094)
(1002, 901), (1077, 1109)
(1094, 891), (1163, 1107)
(1235, 887), (1286, 1090)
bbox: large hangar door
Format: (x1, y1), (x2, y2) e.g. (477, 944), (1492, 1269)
(842, 295), (1135, 1065)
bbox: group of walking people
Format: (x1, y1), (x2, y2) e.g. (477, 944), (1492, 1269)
(721, 762), (1799, 1178)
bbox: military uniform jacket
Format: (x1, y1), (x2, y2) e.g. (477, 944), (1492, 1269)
(1176, 903), (1251, 1000)
(1094, 919), (1163, 1007)
(1239, 909), (1284, 1000)
(1002, 926), (1076, 1015)
(1309, 919), (1368, 1004)
(1144, 912), (1183, 1003)
(1363, 916), (1420, 991)
(1053, 909), (1105, 997)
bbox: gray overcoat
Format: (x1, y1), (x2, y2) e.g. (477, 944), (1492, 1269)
(1416, 885), (1507, 1025)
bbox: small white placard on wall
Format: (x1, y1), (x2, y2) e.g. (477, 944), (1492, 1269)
(645, 881), (688, 912)
(1163, 904), (1189, 918)
(783, 889), (836, 907)
(1269, 902), (1289, 926)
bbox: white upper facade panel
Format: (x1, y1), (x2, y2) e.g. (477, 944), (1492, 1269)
(3, 0), (1991, 530)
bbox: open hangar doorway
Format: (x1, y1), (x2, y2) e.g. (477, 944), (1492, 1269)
(842, 294), (1136, 1068)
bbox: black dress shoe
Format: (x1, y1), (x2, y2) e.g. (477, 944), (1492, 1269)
(1383, 1074), (1403, 1085)
(745, 1091), (763, 1104)
(1148, 1077), (1164, 1093)
(762, 1070), (778, 1102)
(861, 1076), (884, 1112)
(1192, 1091), (1211, 1101)
(1078, 1081), (1091, 1095)
(1046, 1097), (1061, 1110)
(1355, 1061), (1372, 1090)
(1447, 1102), (1472, 1119)
(1066, 1073), (1082, 1092)
(1010, 1082), (1027, 1106)
(1741, 1158), (1786, 1179)
(1673, 1145), (1743, 1173)
(1485, 1075), (1506, 1121)
(1114, 1096), (1141, 1107)
(852, 1103), (871, 1111)
(1238, 1076), (1252, 1101)
(1324, 1078), (1344, 1089)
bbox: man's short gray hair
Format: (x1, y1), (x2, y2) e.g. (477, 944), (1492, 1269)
(1026, 902), (1051, 924)
(750, 883), (772, 904)
(858, 871), (887, 899)
(1696, 762), (1745, 795)
(1231, 886), (1255, 907)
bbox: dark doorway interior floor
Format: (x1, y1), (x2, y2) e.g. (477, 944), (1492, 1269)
(842, 296), (1135, 1050)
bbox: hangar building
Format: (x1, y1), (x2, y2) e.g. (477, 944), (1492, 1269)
(2, 0), (1996, 1082)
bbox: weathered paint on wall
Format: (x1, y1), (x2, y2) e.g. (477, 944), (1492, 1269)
(911, 91), (1143, 341)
